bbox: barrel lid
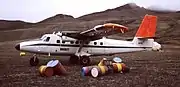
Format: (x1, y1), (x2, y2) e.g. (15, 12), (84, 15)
(91, 68), (99, 77)
(47, 60), (59, 67)
(46, 60), (54, 67)
(113, 57), (122, 63)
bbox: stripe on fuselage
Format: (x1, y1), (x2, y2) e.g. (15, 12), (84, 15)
(27, 43), (151, 48)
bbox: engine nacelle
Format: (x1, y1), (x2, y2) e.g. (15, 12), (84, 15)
(152, 42), (162, 51)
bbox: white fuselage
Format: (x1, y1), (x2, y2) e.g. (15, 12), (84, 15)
(18, 34), (159, 56)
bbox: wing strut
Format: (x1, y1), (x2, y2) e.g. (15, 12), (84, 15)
(77, 41), (84, 53)
(75, 41), (91, 57)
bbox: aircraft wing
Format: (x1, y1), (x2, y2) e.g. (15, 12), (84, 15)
(62, 23), (128, 41)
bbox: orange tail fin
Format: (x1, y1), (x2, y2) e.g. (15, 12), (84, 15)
(135, 14), (157, 38)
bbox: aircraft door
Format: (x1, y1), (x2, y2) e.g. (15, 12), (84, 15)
(44, 36), (51, 53)
(85, 41), (92, 54)
(104, 39), (111, 54)
(46, 35), (60, 54)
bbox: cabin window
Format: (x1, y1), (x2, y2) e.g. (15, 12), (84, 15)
(57, 40), (60, 43)
(94, 42), (97, 45)
(62, 41), (65, 44)
(70, 41), (74, 44)
(45, 37), (50, 42)
(75, 41), (79, 44)
(100, 42), (103, 45)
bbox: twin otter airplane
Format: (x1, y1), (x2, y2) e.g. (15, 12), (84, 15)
(15, 15), (161, 66)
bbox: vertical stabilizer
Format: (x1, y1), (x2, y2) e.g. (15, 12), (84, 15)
(135, 14), (157, 38)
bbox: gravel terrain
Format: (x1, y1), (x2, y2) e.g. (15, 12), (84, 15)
(0, 41), (180, 87)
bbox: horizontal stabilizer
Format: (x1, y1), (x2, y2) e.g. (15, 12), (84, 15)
(137, 37), (157, 39)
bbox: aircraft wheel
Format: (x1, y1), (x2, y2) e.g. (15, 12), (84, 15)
(30, 56), (39, 66)
(69, 55), (79, 64)
(80, 56), (90, 66)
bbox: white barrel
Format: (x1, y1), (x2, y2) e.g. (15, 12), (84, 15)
(91, 66), (108, 77)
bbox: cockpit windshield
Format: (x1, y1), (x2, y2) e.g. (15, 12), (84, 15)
(40, 35), (50, 42)
(40, 35), (46, 40)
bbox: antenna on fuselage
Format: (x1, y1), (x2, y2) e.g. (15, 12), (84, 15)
(56, 31), (63, 37)
(53, 31), (56, 34)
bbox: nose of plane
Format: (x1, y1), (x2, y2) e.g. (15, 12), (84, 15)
(15, 44), (20, 51)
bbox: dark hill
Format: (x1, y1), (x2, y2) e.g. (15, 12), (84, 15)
(38, 14), (80, 24)
(78, 3), (178, 21)
(77, 3), (180, 44)
(78, 3), (149, 21)
(0, 20), (33, 31)
(0, 3), (180, 45)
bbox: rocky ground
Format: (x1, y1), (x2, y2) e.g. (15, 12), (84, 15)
(0, 41), (180, 87)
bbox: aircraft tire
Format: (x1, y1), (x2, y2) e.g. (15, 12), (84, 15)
(69, 55), (79, 64)
(80, 56), (90, 66)
(30, 56), (39, 66)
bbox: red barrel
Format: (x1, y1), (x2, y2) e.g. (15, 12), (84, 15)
(39, 65), (54, 77)
(47, 60), (68, 76)
(112, 63), (130, 73)
(121, 63), (130, 73)
(53, 60), (68, 76)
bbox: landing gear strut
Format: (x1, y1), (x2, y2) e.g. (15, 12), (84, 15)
(30, 55), (39, 66)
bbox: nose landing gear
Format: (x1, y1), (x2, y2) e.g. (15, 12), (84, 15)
(30, 55), (39, 66)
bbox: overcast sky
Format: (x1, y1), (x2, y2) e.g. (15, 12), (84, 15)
(0, 0), (179, 23)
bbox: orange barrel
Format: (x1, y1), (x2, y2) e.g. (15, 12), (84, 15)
(112, 63), (122, 73)
(98, 58), (112, 66)
(91, 66), (108, 77)
(121, 63), (130, 73)
(39, 65), (54, 77)
(103, 60), (113, 66)
(52, 60), (68, 76)
(98, 60), (104, 66)
(81, 66), (95, 76)
(98, 58), (107, 66)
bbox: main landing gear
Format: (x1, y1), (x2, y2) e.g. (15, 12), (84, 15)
(69, 55), (90, 66)
(29, 55), (90, 66)
(29, 55), (39, 66)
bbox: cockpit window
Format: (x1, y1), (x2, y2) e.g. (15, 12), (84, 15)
(44, 37), (50, 42)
